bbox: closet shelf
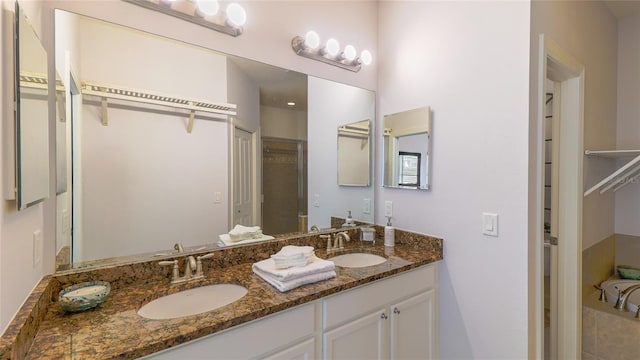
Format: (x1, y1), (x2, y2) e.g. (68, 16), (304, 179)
(81, 80), (237, 132)
(583, 150), (640, 197)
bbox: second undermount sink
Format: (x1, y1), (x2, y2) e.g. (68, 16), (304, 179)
(328, 253), (387, 268)
(137, 284), (247, 320)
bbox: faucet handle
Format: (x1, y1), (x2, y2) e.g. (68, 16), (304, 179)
(320, 234), (333, 250)
(194, 253), (215, 279)
(159, 260), (179, 282)
(594, 284), (607, 302)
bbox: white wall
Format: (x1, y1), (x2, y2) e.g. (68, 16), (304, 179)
(378, 2), (530, 358)
(0, 0), (55, 333)
(260, 105), (307, 141)
(308, 76), (375, 227)
(76, 15), (229, 260)
(615, 13), (640, 236)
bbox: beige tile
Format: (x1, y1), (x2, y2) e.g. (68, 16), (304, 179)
(615, 234), (640, 269)
(596, 310), (640, 360)
(582, 352), (596, 360)
(583, 235), (616, 298)
(582, 306), (597, 355)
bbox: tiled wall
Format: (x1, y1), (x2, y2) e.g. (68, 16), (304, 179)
(582, 235), (615, 298)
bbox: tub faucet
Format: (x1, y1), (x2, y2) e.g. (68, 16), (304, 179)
(614, 284), (640, 311)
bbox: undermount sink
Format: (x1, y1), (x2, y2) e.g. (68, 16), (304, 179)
(137, 284), (247, 320)
(328, 253), (387, 268)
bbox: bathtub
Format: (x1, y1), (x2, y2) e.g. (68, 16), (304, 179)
(601, 279), (640, 313)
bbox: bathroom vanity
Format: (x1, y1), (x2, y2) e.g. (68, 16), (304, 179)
(143, 264), (437, 359)
(2, 230), (442, 359)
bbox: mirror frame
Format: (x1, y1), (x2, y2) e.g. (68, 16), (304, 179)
(14, 2), (50, 210)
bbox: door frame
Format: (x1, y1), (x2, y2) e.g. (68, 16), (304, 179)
(229, 120), (259, 229)
(533, 34), (584, 359)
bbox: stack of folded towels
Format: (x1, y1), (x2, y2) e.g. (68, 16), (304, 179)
(252, 245), (336, 292)
(218, 225), (274, 247)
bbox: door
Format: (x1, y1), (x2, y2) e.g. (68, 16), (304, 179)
(543, 80), (560, 360)
(233, 128), (254, 226)
(323, 309), (387, 360)
(390, 291), (436, 360)
(263, 338), (315, 360)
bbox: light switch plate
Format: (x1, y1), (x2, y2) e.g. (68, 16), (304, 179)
(384, 201), (393, 217)
(214, 192), (222, 204)
(33, 230), (42, 267)
(482, 213), (498, 237)
(363, 198), (371, 214)
(313, 194), (320, 207)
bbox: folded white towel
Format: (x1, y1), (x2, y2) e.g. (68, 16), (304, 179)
(253, 268), (336, 292)
(252, 256), (335, 282)
(271, 253), (308, 269)
(272, 245), (315, 259)
(228, 225), (263, 241)
(218, 233), (275, 247)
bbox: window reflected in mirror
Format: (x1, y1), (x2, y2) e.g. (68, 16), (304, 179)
(383, 106), (431, 190)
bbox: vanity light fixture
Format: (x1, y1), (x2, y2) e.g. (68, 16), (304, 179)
(291, 31), (372, 72)
(123, 0), (246, 37)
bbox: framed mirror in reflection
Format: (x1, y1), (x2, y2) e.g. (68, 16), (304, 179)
(382, 106), (431, 190)
(54, 10), (375, 270)
(14, 3), (50, 210)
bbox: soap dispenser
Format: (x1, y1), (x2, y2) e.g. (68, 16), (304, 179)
(384, 216), (395, 247)
(344, 210), (355, 227)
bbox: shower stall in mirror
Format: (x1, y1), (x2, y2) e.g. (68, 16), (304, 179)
(261, 139), (308, 235)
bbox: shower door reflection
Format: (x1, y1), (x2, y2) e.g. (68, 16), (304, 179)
(262, 139), (308, 235)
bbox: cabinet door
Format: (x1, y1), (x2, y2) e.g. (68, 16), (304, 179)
(323, 308), (388, 360)
(262, 338), (315, 360)
(390, 290), (436, 359)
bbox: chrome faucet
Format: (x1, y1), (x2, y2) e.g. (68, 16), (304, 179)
(159, 253), (214, 284)
(309, 225), (320, 233)
(614, 284), (640, 311)
(174, 243), (184, 253)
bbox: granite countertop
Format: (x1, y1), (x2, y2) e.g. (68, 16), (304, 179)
(8, 230), (442, 359)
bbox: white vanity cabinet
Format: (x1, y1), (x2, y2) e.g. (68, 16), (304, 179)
(322, 264), (438, 360)
(142, 302), (318, 360)
(143, 263), (438, 360)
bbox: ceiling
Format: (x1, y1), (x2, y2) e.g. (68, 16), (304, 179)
(230, 56), (308, 111)
(603, 0), (640, 19)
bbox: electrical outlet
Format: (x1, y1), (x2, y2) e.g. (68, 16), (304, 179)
(33, 230), (42, 267)
(313, 194), (320, 207)
(363, 198), (371, 214)
(214, 192), (222, 204)
(384, 201), (393, 217)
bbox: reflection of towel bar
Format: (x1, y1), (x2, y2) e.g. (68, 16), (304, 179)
(101, 97), (108, 126)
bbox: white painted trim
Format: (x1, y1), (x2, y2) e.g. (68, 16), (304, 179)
(535, 34), (584, 360)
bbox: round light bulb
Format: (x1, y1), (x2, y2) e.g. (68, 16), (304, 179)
(196, 0), (219, 16)
(344, 45), (357, 61)
(304, 31), (320, 50)
(360, 50), (372, 66)
(325, 38), (340, 57)
(226, 3), (247, 27)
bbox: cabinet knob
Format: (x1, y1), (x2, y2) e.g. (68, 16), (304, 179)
(394, 307), (400, 315)
(381, 313), (388, 320)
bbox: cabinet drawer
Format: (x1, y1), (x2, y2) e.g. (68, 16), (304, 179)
(323, 264), (435, 329)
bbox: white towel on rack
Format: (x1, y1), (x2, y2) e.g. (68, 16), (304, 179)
(253, 268), (336, 292)
(252, 256), (335, 282)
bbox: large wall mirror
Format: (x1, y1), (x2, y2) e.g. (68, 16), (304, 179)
(54, 10), (375, 269)
(14, 3), (50, 210)
(382, 106), (431, 190)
